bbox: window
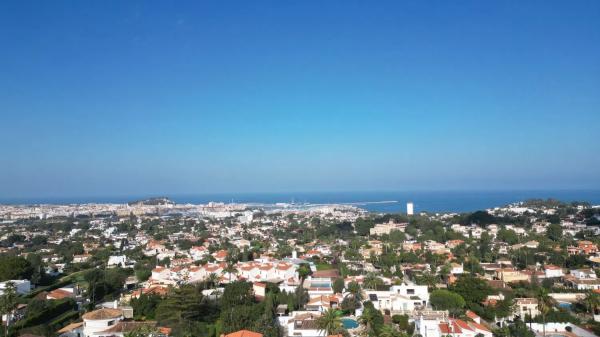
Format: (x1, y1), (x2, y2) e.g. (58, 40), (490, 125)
(407, 289), (415, 295)
(108, 320), (115, 326)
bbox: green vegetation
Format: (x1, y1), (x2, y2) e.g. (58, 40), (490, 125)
(359, 301), (385, 337)
(316, 308), (343, 335)
(0, 255), (33, 281)
(84, 268), (131, 307)
(429, 289), (466, 316)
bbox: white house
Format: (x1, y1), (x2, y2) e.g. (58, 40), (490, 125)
(566, 278), (600, 290)
(390, 284), (429, 304)
(450, 263), (464, 275)
(571, 269), (597, 280)
(0, 280), (30, 295)
(544, 265), (564, 278)
(512, 298), (539, 320)
(364, 284), (429, 314)
(285, 312), (326, 337)
(189, 246), (208, 261)
(58, 308), (156, 337)
(107, 255), (133, 268)
(566, 268), (600, 290)
(415, 314), (492, 337)
(305, 294), (342, 312)
(415, 314), (445, 337)
(73, 254), (92, 264)
(83, 308), (124, 337)
(529, 323), (597, 337)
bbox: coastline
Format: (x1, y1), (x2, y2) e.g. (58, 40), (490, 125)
(1, 189), (600, 213)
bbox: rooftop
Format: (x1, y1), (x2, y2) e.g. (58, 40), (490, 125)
(82, 308), (123, 320)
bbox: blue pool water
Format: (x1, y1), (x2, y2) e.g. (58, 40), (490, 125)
(310, 282), (331, 288)
(557, 302), (572, 310)
(342, 318), (359, 329)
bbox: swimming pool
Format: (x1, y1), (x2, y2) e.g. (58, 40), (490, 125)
(557, 302), (572, 310)
(310, 282), (331, 288)
(342, 318), (359, 329)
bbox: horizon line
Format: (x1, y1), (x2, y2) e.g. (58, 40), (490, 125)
(2, 188), (600, 204)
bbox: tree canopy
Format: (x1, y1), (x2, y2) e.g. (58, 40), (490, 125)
(0, 255), (33, 281)
(429, 289), (466, 315)
(451, 275), (493, 306)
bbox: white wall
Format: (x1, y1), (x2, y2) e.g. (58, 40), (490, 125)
(0, 280), (30, 295)
(529, 323), (597, 337)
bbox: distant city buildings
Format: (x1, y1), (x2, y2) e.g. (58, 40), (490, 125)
(369, 220), (407, 236)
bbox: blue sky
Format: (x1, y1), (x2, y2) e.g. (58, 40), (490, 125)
(1, 1), (599, 198)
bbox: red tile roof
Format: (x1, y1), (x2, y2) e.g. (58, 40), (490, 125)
(47, 289), (73, 300)
(224, 330), (263, 337)
(466, 310), (479, 320)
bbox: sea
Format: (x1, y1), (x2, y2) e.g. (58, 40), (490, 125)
(2, 190), (600, 213)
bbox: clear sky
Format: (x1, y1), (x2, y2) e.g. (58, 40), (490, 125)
(1, 1), (599, 198)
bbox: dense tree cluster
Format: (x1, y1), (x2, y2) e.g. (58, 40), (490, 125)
(0, 255), (33, 281)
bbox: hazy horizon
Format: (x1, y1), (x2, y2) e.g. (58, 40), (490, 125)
(4, 187), (600, 201)
(3, 189), (600, 210)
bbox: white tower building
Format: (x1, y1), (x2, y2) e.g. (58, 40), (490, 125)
(407, 202), (414, 216)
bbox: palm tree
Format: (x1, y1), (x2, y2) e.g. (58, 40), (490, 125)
(584, 291), (600, 317)
(536, 288), (555, 337)
(316, 308), (342, 335)
(359, 307), (377, 336)
(298, 263), (312, 282)
(419, 271), (438, 289)
(207, 272), (220, 288)
(294, 285), (310, 308)
(363, 273), (382, 290)
(0, 282), (17, 337)
(222, 263), (237, 283)
(346, 281), (363, 302)
(226, 248), (239, 265)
